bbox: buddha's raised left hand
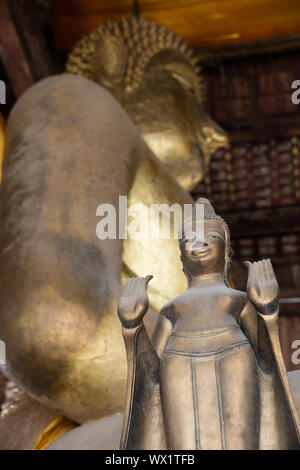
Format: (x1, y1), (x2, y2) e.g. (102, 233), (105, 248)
(117, 275), (153, 328)
(244, 259), (279, 316)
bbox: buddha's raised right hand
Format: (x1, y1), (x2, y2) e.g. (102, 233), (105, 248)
(244, 259), (279, 316)
(118, 276), (153, 329)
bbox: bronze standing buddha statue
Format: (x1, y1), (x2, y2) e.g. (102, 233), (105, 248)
(118, 199), (300, 450)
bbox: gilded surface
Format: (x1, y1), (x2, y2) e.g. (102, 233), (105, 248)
(66, 17), (228, 191)
(0, 19), (228, 429)
(0, 74), (190, 423)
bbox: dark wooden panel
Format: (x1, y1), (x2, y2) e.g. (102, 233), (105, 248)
(0, 0), (33, 97)
(204, 50), (300, 140)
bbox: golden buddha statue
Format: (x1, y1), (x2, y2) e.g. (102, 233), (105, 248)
(0, 17), (228, 448)
(117, 199), (300, 450)
(66, 17), (228, 192)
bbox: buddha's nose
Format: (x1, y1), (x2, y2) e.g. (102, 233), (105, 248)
(191, 239), (206, 250)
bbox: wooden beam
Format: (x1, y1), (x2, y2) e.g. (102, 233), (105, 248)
(197, 34), (300, 63)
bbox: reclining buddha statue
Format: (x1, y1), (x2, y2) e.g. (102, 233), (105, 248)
(0, 17), (229, 448)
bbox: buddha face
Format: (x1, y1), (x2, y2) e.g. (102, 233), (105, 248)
(181, 219), (226, 279)
(123, 53), (228, 191)
(67, 21), (228, 191)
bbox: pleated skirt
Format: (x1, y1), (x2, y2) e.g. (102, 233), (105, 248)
(160, 329), (259, 450)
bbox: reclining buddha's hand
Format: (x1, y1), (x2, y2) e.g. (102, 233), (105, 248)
(244, 259), (279, 317)
(118, 275), (153, 329)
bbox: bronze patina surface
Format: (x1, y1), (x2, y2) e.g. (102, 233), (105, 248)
(118, 199), (300, 449)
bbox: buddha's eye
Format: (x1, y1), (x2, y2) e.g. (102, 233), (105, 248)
(209, 233), (222, 240)
(171, 72), (195, 96)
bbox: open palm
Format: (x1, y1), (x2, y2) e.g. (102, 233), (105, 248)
(117, 275), (153, 328)
(244, 259), (279, 315)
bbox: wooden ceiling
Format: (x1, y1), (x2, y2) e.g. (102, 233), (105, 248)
(50, 0), (300, 50)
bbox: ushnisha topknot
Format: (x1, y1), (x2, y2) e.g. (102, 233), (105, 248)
(66, 16), (205, 97)
(180, 198), (233, 286)
(180, 198), (230, 245)
(190, 197), (230, 246)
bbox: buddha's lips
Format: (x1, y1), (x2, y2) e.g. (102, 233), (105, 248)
(190, 248), (211, 257)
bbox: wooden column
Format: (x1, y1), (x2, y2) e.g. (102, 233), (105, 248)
(9, 0), (55, 81)
(0, 0), (34, 97)
(0, 0), (55, 99)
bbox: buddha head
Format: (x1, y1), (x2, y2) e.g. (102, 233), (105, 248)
(66, 17), (228, 191)
(179, 198), (232, 285)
